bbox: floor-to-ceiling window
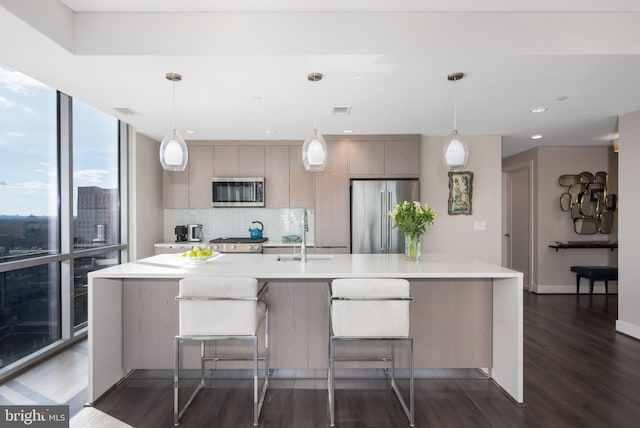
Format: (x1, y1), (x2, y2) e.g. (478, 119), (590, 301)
(0, 64), (128, 377)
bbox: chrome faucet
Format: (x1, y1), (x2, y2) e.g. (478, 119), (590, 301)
(301, 209), (308, 262)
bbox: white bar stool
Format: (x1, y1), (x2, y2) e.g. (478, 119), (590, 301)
(174, 276), (269, 426)
(328, 278), (414, 427)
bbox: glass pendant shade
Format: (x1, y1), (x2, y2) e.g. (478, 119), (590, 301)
(302, 130), (327, 171)
(443, 130), (469, 171)
(160, 129), (188, 171)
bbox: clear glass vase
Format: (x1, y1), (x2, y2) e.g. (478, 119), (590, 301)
(404, 234), (421, 261)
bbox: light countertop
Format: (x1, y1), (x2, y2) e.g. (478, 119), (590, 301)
(90, 253), (521, 280)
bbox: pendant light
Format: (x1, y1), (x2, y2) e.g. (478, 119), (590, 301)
(159, 72), (189, 171)
(443, 72), (469, 171)
(302, 72), (328, 171)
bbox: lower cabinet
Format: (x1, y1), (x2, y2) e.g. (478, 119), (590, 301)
(267, 280), (329, 369)
(122, 278), (492, 370)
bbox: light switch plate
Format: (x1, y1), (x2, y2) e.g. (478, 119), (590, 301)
(474, 222), (487, 231)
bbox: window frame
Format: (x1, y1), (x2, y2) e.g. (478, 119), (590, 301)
(0, 90), (128, 380)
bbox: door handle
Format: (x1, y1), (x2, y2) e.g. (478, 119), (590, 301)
(504, 233), (511, 237)
(380, 191), (385, 252)
(387, 190), (392, 252)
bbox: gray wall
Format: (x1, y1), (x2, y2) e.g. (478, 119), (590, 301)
(503, 146), (618, 293)
(421, 135), (503, 265)
(617, 109), (640, 339)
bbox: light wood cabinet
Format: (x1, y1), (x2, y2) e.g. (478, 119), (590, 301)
(289, 145), (315, 208)
(188, 145), (213, 208)
(265, 146), (290, 208)
(323, 137), (349, 173)
(267, 280), (329, 368)
(385, 139), (420, 175)
(238, 145), (265, 176)
(212, 145), (266, 177)
(314, 174), (350, 247)
(348, 139), (385, 175)
(348, 136), (420, 177)
(212, 146), (239, 177)
(163, 145), (213, 208)
(163, 168), (189, 208)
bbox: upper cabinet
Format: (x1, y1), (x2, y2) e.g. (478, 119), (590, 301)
(384, 138), (420, 175)
(265, 146), (290, 208)
(188, 146), (213, 208)
(348, 140), (385, 175)
(163, 136), (420, 209)
(163, 145), (213, 209)
(163, 168), (189, 208)
(348, 135), (420, 177)
(212, 146), (238, 177)
(212, 145), (265, 177)
(323, 137), (349, 174)
(239, 146), (266, 177)
(289, 145), (315, 208)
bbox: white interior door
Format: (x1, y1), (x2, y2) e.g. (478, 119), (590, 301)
(505, 167), (531, 289)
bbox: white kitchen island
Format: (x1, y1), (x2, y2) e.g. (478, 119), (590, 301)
(88, 253), (523, 405)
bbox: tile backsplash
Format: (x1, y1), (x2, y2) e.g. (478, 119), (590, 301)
(164, 208), (314, 244)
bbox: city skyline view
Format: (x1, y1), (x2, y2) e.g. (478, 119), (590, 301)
(0, 64), (119, 216)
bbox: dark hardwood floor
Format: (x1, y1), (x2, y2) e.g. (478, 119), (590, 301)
(89, 293), (640, 427)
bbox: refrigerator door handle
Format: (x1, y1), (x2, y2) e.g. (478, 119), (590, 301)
(387, 190), (392, 252)
(380, 190), (386, 253)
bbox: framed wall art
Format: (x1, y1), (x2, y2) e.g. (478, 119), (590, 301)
(448, 171), (473, 215)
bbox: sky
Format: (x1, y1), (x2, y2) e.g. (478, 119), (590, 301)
(0, 64), (119, 216)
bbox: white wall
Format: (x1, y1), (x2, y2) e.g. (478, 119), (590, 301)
(617, 109), (640, 339)
(129, 132), (164, 260)
(420, 135), (502, 265)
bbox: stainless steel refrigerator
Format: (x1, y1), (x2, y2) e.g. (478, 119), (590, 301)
(351, 179), (420, 254)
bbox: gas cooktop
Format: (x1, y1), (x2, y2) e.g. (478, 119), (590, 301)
(209, 237), (268, 244)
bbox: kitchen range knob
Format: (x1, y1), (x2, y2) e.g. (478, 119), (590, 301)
(231, 244), (236, 250)
(212, 245), (219, 250)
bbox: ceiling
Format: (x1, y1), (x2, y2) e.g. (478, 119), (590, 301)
(2, 1), (640, 158)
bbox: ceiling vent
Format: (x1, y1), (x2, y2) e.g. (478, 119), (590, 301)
(332, 106), (351, 116)
(111, 106), (141, 116)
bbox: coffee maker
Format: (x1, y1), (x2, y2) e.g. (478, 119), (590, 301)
(187, 224), (204, 242)
(175, 225), (188, 242)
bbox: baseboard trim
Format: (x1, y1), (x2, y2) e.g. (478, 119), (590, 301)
(531, 283), (618, 294)
(616, 320), (640, 340)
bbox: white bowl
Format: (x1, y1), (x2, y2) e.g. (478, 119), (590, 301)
(186, 255), (213, 265)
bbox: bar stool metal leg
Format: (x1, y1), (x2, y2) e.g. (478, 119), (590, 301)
(328, 337), (336, 427)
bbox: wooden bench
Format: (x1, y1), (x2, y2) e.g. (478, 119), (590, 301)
(570, 266), (618, 295)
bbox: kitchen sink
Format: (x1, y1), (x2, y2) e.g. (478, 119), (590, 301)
(276, 255), (334, 262)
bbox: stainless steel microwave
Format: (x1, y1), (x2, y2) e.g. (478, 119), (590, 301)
(211, 177), (265, 207)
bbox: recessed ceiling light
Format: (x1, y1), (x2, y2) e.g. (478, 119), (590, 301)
(252, 96), (263, 101)
(185, 129), (197, 134)
(264, 129), (276, 135)
(343, 130), (353, 134)
(352, 76), (363, 80)
(531, 134), (543, 140)
(530, 107), (548, 113)
(556, 96), (568, 101)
